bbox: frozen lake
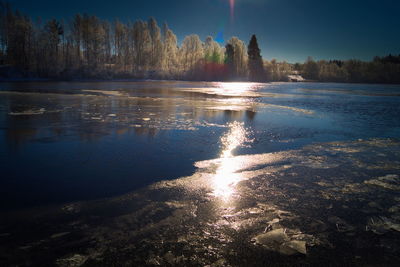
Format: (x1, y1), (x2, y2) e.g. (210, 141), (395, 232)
(0, 81), (400, 265)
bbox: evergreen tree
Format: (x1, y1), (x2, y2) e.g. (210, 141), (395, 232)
(247, 34), (266, 82)
(225, 43), (234, 80)
(180, 34), (203, 78)
(161, 23), (178, 77)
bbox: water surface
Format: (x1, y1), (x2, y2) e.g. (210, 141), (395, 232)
(0, 81), (399, 266)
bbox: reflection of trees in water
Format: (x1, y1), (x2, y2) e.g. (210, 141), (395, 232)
(133, 127), (159, 137)
(6, 126), (38, 147)
(76, 125), (109, 142)
(5, 94), (88, 147)
(196, 109), (256, 121)
(5, 94), (63, 148)
(245, 110), (256, 120)
(224, 110), (243, 120)
(4, 90), (258, 148)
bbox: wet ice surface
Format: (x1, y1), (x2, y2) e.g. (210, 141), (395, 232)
(1, 139), (400, 266)
(0, 81), (400, 266)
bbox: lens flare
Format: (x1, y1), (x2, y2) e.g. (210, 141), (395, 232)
(215, 30), (224, 44)
(230, 0), (235, 21)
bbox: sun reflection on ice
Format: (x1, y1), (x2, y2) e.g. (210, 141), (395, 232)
(212, 121), (252, 199)
(216, 82), (257, 96)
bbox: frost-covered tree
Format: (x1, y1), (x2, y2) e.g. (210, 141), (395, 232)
(303, 56), (319, 80)
(202, 36), (224, 80)
(114, 20), (126, 69)
(70, 14), (83, 69)
(161, 23), (178, 77)
(133, 20), (151, 75)
(102, 21), (112, 70)
(227, 37), (248, 79)
(148, 18), (163, 72)
(204, 36), (223, 64)
(180, 34), (204, 77)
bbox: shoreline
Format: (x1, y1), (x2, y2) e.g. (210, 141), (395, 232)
(1, 78), (400, 86)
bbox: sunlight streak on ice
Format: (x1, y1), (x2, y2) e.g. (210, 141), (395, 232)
(217, 82), (256, 96)
(212, 122), (252, 199)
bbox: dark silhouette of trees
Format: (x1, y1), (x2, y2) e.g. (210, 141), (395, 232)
(247, 34), (266, 82)
(0, 3), (33, 72)
(224, 43), (234, 80)
(43, 19), (63, 75)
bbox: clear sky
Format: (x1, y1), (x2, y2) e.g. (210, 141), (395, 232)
(9, 0), (400, 63)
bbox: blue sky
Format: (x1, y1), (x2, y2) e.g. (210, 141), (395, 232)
(9, 0), (400, 62)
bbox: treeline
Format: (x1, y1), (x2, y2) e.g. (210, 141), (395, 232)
(298, 56), (400, 84)
(0, 2), (266, 81)
(0, 2), (399, 83)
